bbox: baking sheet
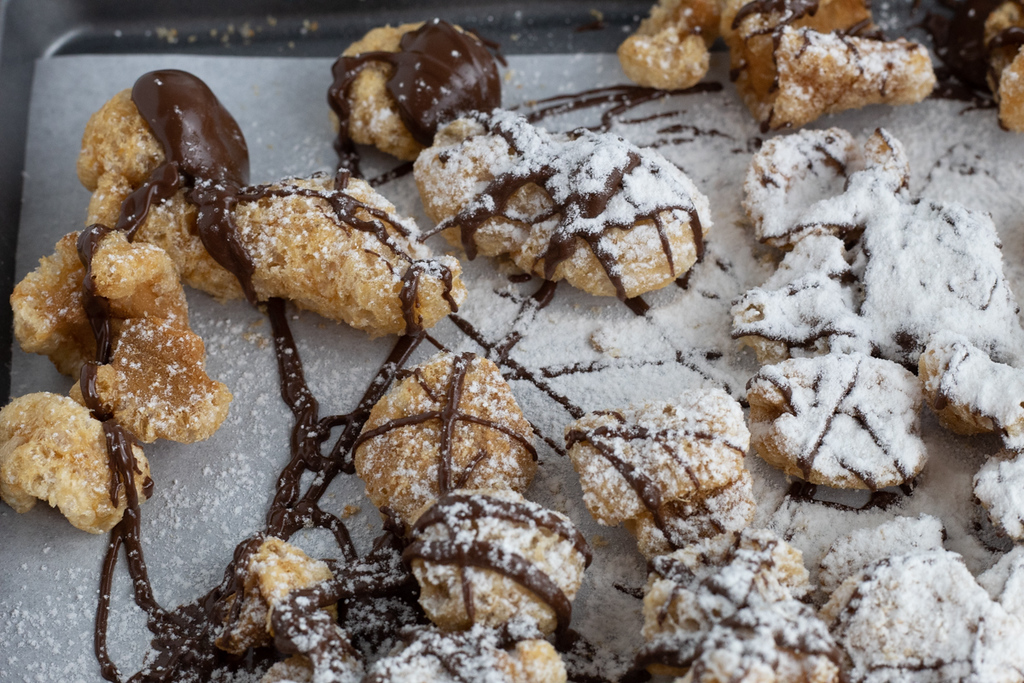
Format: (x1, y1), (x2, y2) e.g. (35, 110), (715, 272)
(1, 48), (1022, 682)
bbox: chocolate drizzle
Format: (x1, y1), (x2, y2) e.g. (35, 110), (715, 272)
(423, 111), (705, 303)
(328, 19), (501, 175)
(403, 493), (592, 634)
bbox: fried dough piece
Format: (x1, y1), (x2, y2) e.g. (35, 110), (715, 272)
(406, 490), (589, 636)
(638, 529), (840, 681)
(0, 392), (150, 533)
(354, 352), (537, 524)
(415, 111), (711, 300)
(232, 174), (466, 336)
(13, 229), (231, 444)
(217, 537), (336, 656)
(618, 0), (721, 90)
(721, 0), (934, 130)
(985, 2), (1024, 131)
(565, 390), (754, 558)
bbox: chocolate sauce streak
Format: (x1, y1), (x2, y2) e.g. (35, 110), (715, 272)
(328, 19), (501, 175)
(403, 493), (591, 634)
(130, 70), (257, 302)
(923, 0), (1003, 93)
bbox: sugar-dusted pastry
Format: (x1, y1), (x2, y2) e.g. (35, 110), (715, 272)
(978, 546), (1024, 618)
(13, 229), (231, 444)
(822, 549), (1024, 681)
(405, 489), (590, 635)
(733, 128), (1024, 367)
(415, 110), (711, 301)
(353, 352), (537, 523)
(975, 450), (1024, 541)
(919, 332), (1024, 452)
(747, 353), (927, 490)
(817, 515), (945, 596)
(986, 2), (1024, 131)
(328, 19), (501, 170)
(364, 624), (567, 683)
(721, 0), (935, 130)
(617, 0), (721, 90)
(79, 70), (465, 336)
(565, 390), (754, 558)
(636, 529), (841, 681)
(0, 392), (151, 534)
(216, 537), (335, 655)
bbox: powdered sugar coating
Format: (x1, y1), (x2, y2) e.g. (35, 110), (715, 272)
(979, 546), (1024, 618)
(743, 128), (860, 249)
(817, 515), (945, 596)
(975, 451), (1024, 541)
(364, 624), (566, 683)
(920, 332), (1024, 452)
(640, 529), (840, 681)
(735, 128), (1024, 367)
(565, 389), (754, 558)
(822, 550), (1024, 682)
(747, 353), (926, 490)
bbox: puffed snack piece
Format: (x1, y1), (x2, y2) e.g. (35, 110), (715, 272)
(747, 352), (927, 491)
(975, 450), (1024, 542)
(721, 0), (935, 131)
(618, 0), (722, 91)
(79, 85), (466, 337)
(986, 2), (1024, 132)
(0, 392), (151, 534)
(565, 389), (754, 559)
(415, 109), (712, 301)
(353, 351), (537, 524)
(329, 19), (501, 164)
(405, 489), (591, 636)
(364, 624), (567, 683)
(919, 332), (1024, 453)
(217, 537), (336, 656)
(733, 128), (1024, 367)
(822, 549), (1024, 682)
(636, 529), (842, 682)
(13, 229), (231, 444)
(230, 174), (466, 336)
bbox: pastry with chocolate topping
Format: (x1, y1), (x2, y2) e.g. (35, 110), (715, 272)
(734, 127), (1024, 367)
(919, 332), (1024, 453)
(354, 351), (537, 524)
(329, 19), (502, 174)
(636, 529), (841, 681)
(216, 537), (336, 655)
(721, 0), (935, 131)
(0, 392), (151, 534)
(565, 390), (755, 559)
(617, 0), (722, 91)
(364, 623), (567, 683)
(747, 353), (927, 491)
(822, 549), (1024, 681)
(79, 71), (466, 337)
(12, 229), (231, 444)
(975, 450), (1024, 541)
(415, 109), (711, 302)
(405, 490), (590, 636)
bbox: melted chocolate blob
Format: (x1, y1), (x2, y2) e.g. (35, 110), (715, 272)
(328, 19), (501, 174)
(924, 0), (1004, 92)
